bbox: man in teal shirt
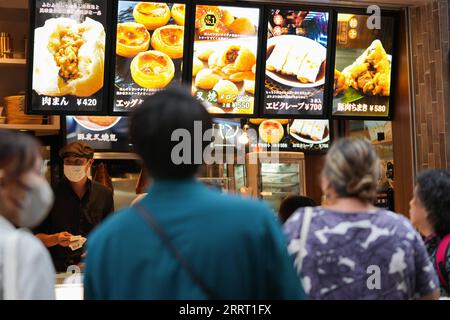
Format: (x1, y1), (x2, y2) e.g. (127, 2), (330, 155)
(84, 88), (305, 300)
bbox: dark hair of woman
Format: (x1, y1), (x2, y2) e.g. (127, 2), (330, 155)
(416, 169), (450, 237)
(279, 195), (317, 223)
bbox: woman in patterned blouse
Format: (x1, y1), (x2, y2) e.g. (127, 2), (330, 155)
(284, 138), (440, 300)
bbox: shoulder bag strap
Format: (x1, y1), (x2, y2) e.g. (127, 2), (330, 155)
(134, 203), (217, 300)
(435, 234), (450, 293)
(3, 230), (22, 300)
(296, 206), (313, 273)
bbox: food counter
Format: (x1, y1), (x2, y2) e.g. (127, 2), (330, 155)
(55, 273), (83, 300)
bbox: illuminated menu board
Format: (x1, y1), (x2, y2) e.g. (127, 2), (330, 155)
(332, 13), (396, 118)
(28, 0), (110, 114)
(263, 8), (330, 117)
(65, 116), (132, 152)
(248, 118), (331, 152)
(112, 1), (186, 113)
(191, 4), (261, 116)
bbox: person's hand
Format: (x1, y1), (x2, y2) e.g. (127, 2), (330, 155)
(56, 232), (73, 247)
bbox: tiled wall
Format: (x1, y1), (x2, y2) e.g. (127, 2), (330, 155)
(410, 0), (450, 170)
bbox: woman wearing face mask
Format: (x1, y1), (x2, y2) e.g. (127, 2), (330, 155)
(0, 129), (55, 300)
(409, 170), (450, 297)
(35, 142), (114, 273)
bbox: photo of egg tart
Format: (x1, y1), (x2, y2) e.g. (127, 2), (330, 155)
(151, 25), (184, 59)
(171, 3), (185, 26)
(33, 17), (105, 97)
(133, 2), (171, 30)
(259, 120), (284, 144)
(213, 80), (239, 103)
(116, 22), (150, 58)
(219, 45), (256, 72)
(130, 50), (174, 89)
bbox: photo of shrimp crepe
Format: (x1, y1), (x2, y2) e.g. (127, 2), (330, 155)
(247, 118), (330, 152)
(332, 13), (395, 118)
(113, 1), (185, 113)
(265, 35), (326, 86)
(29, 0), (109, 114)
(289, 119), (329, 144)
(191, 5), (260, 115)
(263, 9), (330, 117)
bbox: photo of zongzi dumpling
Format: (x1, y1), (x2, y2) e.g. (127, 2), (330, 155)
(340, 39), (391, 96)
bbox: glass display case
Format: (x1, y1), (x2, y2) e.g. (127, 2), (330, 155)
(246, 152), (307, 210)
(348, 120), (395, 210)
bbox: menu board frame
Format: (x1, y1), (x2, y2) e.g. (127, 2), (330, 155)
(108, 0), (189, 116)
(330, 8), (399, 121)
(26, 0), (114, 115)
(259, 4), (335, 120)
(186, 0), (264, 119)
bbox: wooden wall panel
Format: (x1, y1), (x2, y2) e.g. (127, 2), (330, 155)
(410, 0), (450, 170)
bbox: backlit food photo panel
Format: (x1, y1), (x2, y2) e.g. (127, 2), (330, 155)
(112, 1), (185, 113)
(29, 0), (110, 114)
(332, 13), (396, 118)
(191, 4), (261, 116)
(263, 8), (330, 117)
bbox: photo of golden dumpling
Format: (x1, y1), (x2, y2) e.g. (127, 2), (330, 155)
(171, 3), (185, 26)
(243, 79), (255, 94)
(116, 22), (150, 58)
(207, 106), (225, 114)
(192, 56), (204, 76)
(33, 17), (105, 97)
(213, 80), (239, 103)
(195, 69), (221, 90)
(197, 48), (214, 61)
(219, 45), (256, 72)
(130, 50), (174, 89)
(208, 51), (220, 69)
(151, 25), (184, 59)
(228, 17), (255, 35)
(133, 2), (171, 30)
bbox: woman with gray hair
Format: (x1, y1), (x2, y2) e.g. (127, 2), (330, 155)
(284, 137), (440, 300)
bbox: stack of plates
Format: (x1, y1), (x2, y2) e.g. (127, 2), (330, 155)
(4, 95), (43, 125)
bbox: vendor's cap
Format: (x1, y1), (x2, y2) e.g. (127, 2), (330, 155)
(59, 142), (94, 159)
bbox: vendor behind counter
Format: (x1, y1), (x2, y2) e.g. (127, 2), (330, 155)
(35, 142), (114, 272)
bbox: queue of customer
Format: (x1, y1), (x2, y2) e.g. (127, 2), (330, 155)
(0, 87), (449, 300)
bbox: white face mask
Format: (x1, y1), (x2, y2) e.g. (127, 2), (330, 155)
(64, 165), (87, 183)
(19, 175), (54, 228)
